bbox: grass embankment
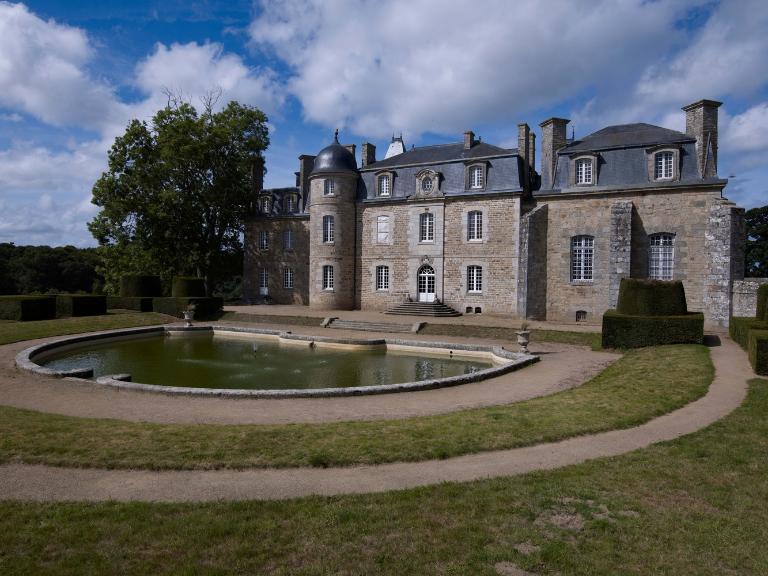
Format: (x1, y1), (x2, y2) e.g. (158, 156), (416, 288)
(218, 310), (325, 326)
(1, 379), (765, 575)
(0, 345), (711, 469)
(0, 312), (175, 346)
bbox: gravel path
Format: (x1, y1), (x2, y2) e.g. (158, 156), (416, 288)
(0, 337), (751, 502)
(0, 323), (617, 424)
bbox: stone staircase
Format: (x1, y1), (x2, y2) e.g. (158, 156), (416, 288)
(324, 318), (419, 333)
(385, 301), (462, 317)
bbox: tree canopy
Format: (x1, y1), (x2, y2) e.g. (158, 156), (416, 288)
(745, 205), (768, 277)
(0, 243), (102, 295)
(89, 99), (268, 294)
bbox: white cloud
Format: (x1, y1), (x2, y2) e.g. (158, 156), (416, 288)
(722, 103), (768, 154)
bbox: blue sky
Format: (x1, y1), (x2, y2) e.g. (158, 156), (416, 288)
(1, 0), (767, 246)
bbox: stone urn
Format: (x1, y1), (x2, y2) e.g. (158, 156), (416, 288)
(515, 326), (531, 354)
(182, 309), (194, 328)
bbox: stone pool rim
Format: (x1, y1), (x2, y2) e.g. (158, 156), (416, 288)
(15, 325), (539, 398)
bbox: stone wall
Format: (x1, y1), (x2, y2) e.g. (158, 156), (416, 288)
(517, 203), (548, 319)
(732, 278), (768, 318)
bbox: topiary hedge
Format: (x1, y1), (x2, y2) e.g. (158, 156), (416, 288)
(0, 295), (57, 321)
(56, 295), (107, 317)
(602, 310), (704, 349)
(757, 284), (768, 321)
(106, 296), (154, 312)
(616, 278), (688, 316)
(748, 329), (768, 376)
(120, 275), (162, 298)
(729, 316), (768, 349)
(171, 277), (206, 298)
(152, 297), (223, 319)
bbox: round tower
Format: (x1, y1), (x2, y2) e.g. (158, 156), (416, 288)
(308, 131), (358, 310)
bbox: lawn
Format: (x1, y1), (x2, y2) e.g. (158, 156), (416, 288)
(1, 378), (765, 574)
(0, 344), (711, 469)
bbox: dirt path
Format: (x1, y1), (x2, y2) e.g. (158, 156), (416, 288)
(0, 323), (617, 424)
(0, 338), (751, 502)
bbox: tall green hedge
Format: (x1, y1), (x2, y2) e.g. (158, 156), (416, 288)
(602, 310), (704, 349)
(757, 284), (768, 321)
(56, 295), (107, 317)
(120, 275), (162, 297)
(171, 277), (206, 298)
(106, 296), (154, 312)
(748, 329), (768, 376)
(616, 278), (688, 316)
(729, 316), (768, 349)
(152, 297), (223, 319)
(0, 295), (56, 321)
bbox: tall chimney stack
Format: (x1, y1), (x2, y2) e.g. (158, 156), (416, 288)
(539, 117), (570, 190)
(528, 130), (536, 187)
(361, 142), (376, 167)
(682, 99), (722, 178)
(344, 143), (357, 163)
(298, 154), (315, 211)
(464, 130), (475, 149)
(517, 123), (531, 192)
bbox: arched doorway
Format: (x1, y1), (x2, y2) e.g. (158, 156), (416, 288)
(417, 265), (436, 302)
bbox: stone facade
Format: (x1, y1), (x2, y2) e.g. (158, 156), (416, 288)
(732, 278), (768, 318)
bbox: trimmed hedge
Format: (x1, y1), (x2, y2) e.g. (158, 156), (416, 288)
(152, 297), (223, 319)
(171, 277), (206, 298)
(757, 284), (768, 321)
(120, 275), (162, 297)
(748, 329), (768, 376)
(602, 310), (704, 349)
(729, 316), (768, 349)
(616, 278), (688, 316)
(56, 295), (107, 317)
(0, 295), (56, 321)
(106, 296), (154, 312)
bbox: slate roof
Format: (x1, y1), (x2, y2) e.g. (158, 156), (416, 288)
(362, 141), (516, 171)
(562, 123), (694, 154)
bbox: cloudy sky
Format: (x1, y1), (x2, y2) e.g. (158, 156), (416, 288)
(1, 0), (767, 247)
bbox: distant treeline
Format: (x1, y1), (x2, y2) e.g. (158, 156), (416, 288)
(0, 243), (103, 295)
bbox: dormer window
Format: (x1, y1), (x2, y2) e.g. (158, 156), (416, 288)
(259, 196), (271, 213)
(323, 179), (335, 196)
(654, 151), (674, 180)
(415, 169), (440, 196)
(469, 165), (484, 189)
(377, 174), (391, 197)
(575, 158), (593, 185)
(421, 176), (433, 192)
(285, 195), (296, 213)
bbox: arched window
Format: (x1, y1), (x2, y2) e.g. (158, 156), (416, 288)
(571, 235), (594, 281)
(419, 212), (434, 242)
(377, 174), (391, 196)
(467, 265), (483, 292)
(375, 265), (390, 291)
(322, 265), (334, 290)
(649, 233), (675, 280)
(575, 158), (593, 185)
(322, 215), (334, 243)
(469, 165), (484, 189)
(324, 179), (335, 195)
(654, 151), (674, 180)
(467, 210), (483, 241)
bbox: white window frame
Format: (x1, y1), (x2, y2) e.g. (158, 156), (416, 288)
(283, 267), (294, 289)
(322, 215), (335, 244)
(654, 151), (674, 180)
(283, 228), (294, 250)
(467, 265), (483, 293)
(575, 158), (593, 185)
(376, 215), (391, 244)
(259, 196), (271, 213)
(467, 210), (483, 241)
(322, 265), (334, 291)
(377, 174), (391, 197)
(649, 233), (675, 280)
(258, 230), (269, 250)
(419, 212), (434, 243)
(375, 265), (390, 291)
(323, 178), (335, 196)
(469, 165), (484, 189)
(285, 195), (296, 213)
(259, 268), (268, 289)
(571, 235), (594, 282)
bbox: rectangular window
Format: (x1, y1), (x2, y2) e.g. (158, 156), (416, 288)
(576, 159), (593, 185)
(259, 268), (268, 289)
(322, 265), (334, 290)
(324, 179), (334, 195)
(376, 215), (391, 244)
(283, 267), (294, 289)
(259, 230), (269, 250)
(469, 165), (484, 188)
(654, 151), (674, 180)
(285, 195), (295, 212)
(378, 175), (391, 196)
(467, 265), (483, 292)
(468, 210), (483, 241)
(375, 265), (390, 291)
(649, 234), (674, 280)
(571, 236), (594, 281)
(323, 215), (335, 243)
(283, 228), (294, 250)
(419, 212), (434, 242)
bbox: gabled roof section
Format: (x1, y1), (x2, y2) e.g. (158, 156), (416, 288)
(362, 141), (516, 171)
(562, 123), (695, 154)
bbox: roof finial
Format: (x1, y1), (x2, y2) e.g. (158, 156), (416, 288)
(334, 128), (339, 143)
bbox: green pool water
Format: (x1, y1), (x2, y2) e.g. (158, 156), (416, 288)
(41, 334), (494, 390)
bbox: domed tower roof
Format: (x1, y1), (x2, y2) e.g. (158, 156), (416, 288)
(311, 130), (358, 175)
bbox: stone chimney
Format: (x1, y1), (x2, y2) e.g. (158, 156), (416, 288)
(251, 156), (264, 194)
(528, 131), (536, 186)
(539, 117), (570, 190)
(682, 99), (722, 178)
(344, 143), (357, 163)
(517, 123), (531, 192)
(464, 130), (475, 149)
(362, 142), (376, 167)
(298, 154), (315, 210)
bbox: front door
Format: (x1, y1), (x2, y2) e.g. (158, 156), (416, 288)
(417, 265), (436, 302)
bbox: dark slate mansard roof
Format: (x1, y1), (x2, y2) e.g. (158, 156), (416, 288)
(362, 141), (516, 170)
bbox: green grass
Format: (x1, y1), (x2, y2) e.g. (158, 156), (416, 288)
(218, 310), (325, 326)
(0, 345), (711, 469)
(420, 322), (602, 350)
(1, 379), (765, 575)
(0, 312), (175, 346)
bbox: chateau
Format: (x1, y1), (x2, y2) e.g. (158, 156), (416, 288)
(244, 99), (745, 327)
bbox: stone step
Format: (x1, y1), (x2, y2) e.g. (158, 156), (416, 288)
(385, 301), (462, 317)
(325, 319), (416, 333)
